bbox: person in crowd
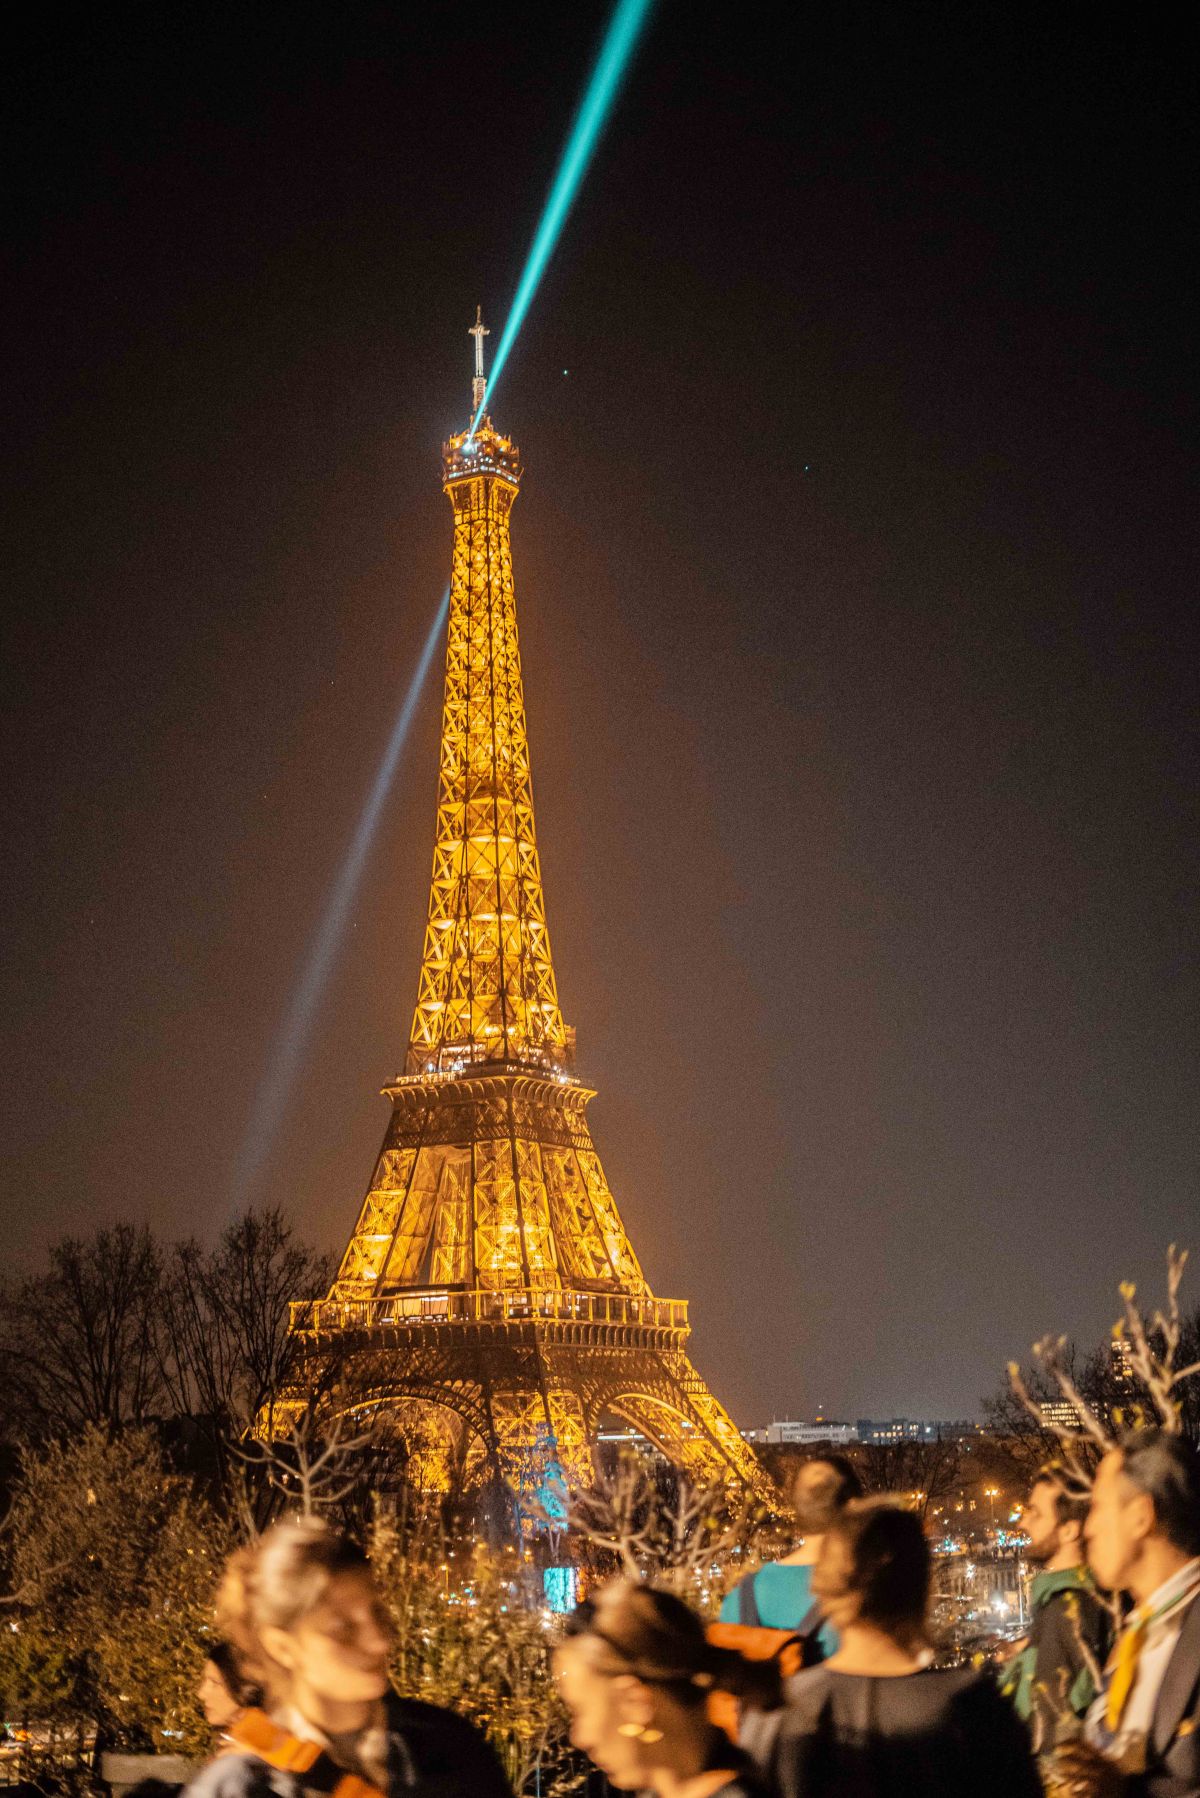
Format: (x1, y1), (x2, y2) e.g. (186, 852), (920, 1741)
(1053, 1428), (1200, 1797)
(185, 1516), (510, 1798)
(1001, 1463), (1111, 1756)
(719, 1456), (863, 1657)
(555, 1579), (779, 1798)
(740, 1497), (1043, 1797)
(198, 1640), (261, 1739)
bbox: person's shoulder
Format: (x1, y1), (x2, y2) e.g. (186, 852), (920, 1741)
(940, 1665), (1036, 1733)
(1040, 1578), (1110, 1645)
(385, 1690), (489, 1743)
(184, 1753), (282, 1798)
(920, 1664), (992, 1693)
(715, 1769), (775, 1798)
(941, 1667), (1042, 1793)
(719, 1573), (748, 1621)
(937, 1663), (1013, 1699)
(903, 1664), (1014, 1714)
(756, 1561), (810, 1597)
(384, 1692), (508, 1790)
(783, 1664), (988, 1728)
(778, 1662), (836, 1721)
(1045, 1575), (1106, 1610)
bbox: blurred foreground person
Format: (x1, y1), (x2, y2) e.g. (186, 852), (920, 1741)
(185, 1517), (509, 1798)
(719, 1457), (863, 1658)
(198, 1640), (262, 1739)
(741, 1498), (1042, 1798)
(1000, 1464), (1110, 1756)
(555, 1581), (779, 1798)
(1054, 1429), (1200, 1797)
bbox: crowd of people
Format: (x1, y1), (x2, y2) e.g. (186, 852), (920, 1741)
(167, 1424), (1200, 1798)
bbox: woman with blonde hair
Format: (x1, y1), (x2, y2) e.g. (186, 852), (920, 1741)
(554, 1580), (779, 1798)
(186, 1517), (508, 1798)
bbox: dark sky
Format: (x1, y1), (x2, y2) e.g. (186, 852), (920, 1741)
(2, 4), (1196, 1427)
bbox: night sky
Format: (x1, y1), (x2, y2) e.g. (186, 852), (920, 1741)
(2, 5), (1195, 1427)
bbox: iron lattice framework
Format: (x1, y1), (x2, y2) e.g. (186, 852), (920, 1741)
(280, 319), (766, 1498)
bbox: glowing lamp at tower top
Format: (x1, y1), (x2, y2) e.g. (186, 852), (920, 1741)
(442, 417), (522, 489)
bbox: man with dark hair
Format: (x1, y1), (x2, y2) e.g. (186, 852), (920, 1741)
(1057, 1427), (1200, 1796)
(719, 1453), (864, 1657)
(1001, 1464), (1111, 1757)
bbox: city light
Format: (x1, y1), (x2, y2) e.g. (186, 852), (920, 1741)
(467, 0), (656, 440)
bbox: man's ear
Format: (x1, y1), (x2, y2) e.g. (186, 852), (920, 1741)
(1060, 1516), (1084, 1552)
(613, 1674), (654, 1730)
(260, 1624), (296, 1674)
(1128, 1489), (1158, 1547)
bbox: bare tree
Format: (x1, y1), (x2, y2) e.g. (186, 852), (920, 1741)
(982, 1341), (1103, 1480)
(1113, 1248), (1200, 1434)
(225, 1346), (424, 1537)
(157, 1206), (334, 1439)
(1003, 1245), (1200, 1489)
(564, 1453), (767, 1607)
(851, 1433), (966, 1522)
(0, 1210), (333, 1479)
(0, 1226), (165, 1436)
(231, 1400), (377, 1534)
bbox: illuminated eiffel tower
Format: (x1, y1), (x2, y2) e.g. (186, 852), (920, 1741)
(283, 313), (765, 1496)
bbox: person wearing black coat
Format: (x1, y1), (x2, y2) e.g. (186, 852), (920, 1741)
(740, 1497), (1042, 1798)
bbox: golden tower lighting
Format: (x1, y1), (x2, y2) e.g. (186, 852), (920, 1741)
(280, 315), (766, 1496)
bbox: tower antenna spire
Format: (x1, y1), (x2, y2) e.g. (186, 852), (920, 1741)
(469, 305), (489, 417)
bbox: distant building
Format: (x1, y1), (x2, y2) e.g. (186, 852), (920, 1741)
(1039, 1399), (1088, 1432)
(1041, 1400), (1076, 1430)
(856, 1418), (977, 1444)
(763, 1417), (858, 1446)
(595, 1423), (671, 1466)
(1111, 1336), (1134, 1383)
(745, 1415), (981, 1448)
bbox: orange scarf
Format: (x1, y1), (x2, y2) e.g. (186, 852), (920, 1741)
(228, 1708), (388, 1798)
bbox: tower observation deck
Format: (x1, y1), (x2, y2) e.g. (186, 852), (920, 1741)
(278, 315), (766, 1498)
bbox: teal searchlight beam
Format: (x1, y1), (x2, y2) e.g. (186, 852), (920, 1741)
(468, 0), (656, 438)
(236, 0), (655, 1197)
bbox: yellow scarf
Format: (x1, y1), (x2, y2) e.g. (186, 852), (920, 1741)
(1105, 1567), (1200, 1732)
(1105, 1614), (1147, 1731)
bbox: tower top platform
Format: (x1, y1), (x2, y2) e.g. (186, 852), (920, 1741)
(442, 417), (521, 487)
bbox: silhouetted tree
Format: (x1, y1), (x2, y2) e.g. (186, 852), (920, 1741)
(156, 1206), (334, 1463)
(850, 1432), (966, 1522)
(986, 1246), (1200, 1494)
(0, 1225), (165, 1436)
(0, 1210), (334, 1494)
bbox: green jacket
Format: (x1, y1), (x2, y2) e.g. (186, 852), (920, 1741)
(1000, 1566), (1111, 1752)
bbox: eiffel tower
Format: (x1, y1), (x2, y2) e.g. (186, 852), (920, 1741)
(282, 313), (766, 1497)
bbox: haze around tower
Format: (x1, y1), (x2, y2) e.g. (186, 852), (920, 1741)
(1, 4), (1194, 1426)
